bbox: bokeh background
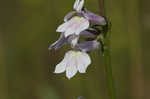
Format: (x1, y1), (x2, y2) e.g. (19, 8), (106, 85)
(0, 0), (149, 99)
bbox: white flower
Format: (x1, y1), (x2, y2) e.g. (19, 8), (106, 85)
(56, 16), (89, 37)
(54, 50), (91, 79)
(73, 0), (84, 12)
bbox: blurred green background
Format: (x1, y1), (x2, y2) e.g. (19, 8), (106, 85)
(0, 0), (149, 99)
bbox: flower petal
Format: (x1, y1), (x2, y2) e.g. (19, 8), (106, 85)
(77, 57), (86, 73)
(75, 40), (100, 52)
(64, 27), (76, 37)
(74, 0), (84, 12)
(76, 0), (84, 11)
(64, 11), (76, 22)
(75, 18), (89, 35)
(63, 17), (77, 37)
(54, 58), (67, 73)
(56, 22), (69, 32)
(80, 30), (96, 38)
(54, 51), (72, 73)
(79, 52), (91, 69)
(60, 16), (89, 37)
(66, 58), (78, 79)
(83, 10), (106, 25)
(48, 33), (67, 50)
(76, 52), (91, 73)
(54, 50), (91, 79)
(73, 0), (80, 11)
(54, 61), (66, 73)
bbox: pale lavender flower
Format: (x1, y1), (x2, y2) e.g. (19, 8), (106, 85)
(57, 0), (88, 37)
(49, 0), (105, 79)
(57, 0), (106, 38)
(54, 50), (91, 79)
(64, 0), (106, 25)
(57, 16), (89, 37)
(49, 28), (98, 50)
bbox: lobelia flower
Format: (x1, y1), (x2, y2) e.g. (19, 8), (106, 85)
(49, 0), (106, 79)
(50, 29), (100, 79)
(52, 39), (100, 79)
(57, 16), (89, 37)
(64, 0), (106, 25)
(57, 0), (106, 38)
(54, 50), (91, 79)
(56, 0), (88, 37)
(49, 28), (98, 50)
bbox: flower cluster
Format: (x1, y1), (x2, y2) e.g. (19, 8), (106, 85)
(49, 0), (106, 79)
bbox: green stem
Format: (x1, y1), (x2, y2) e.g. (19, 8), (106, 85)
(104, 28), (116, 99)
(98, 0), (116, 98)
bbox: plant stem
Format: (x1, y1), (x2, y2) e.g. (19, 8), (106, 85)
(104, 28), (116, 99)
(98, 0), (105, 16)
(98, 0), (116, 99)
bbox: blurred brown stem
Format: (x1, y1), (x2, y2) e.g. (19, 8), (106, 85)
(98, 0), (105, 16)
